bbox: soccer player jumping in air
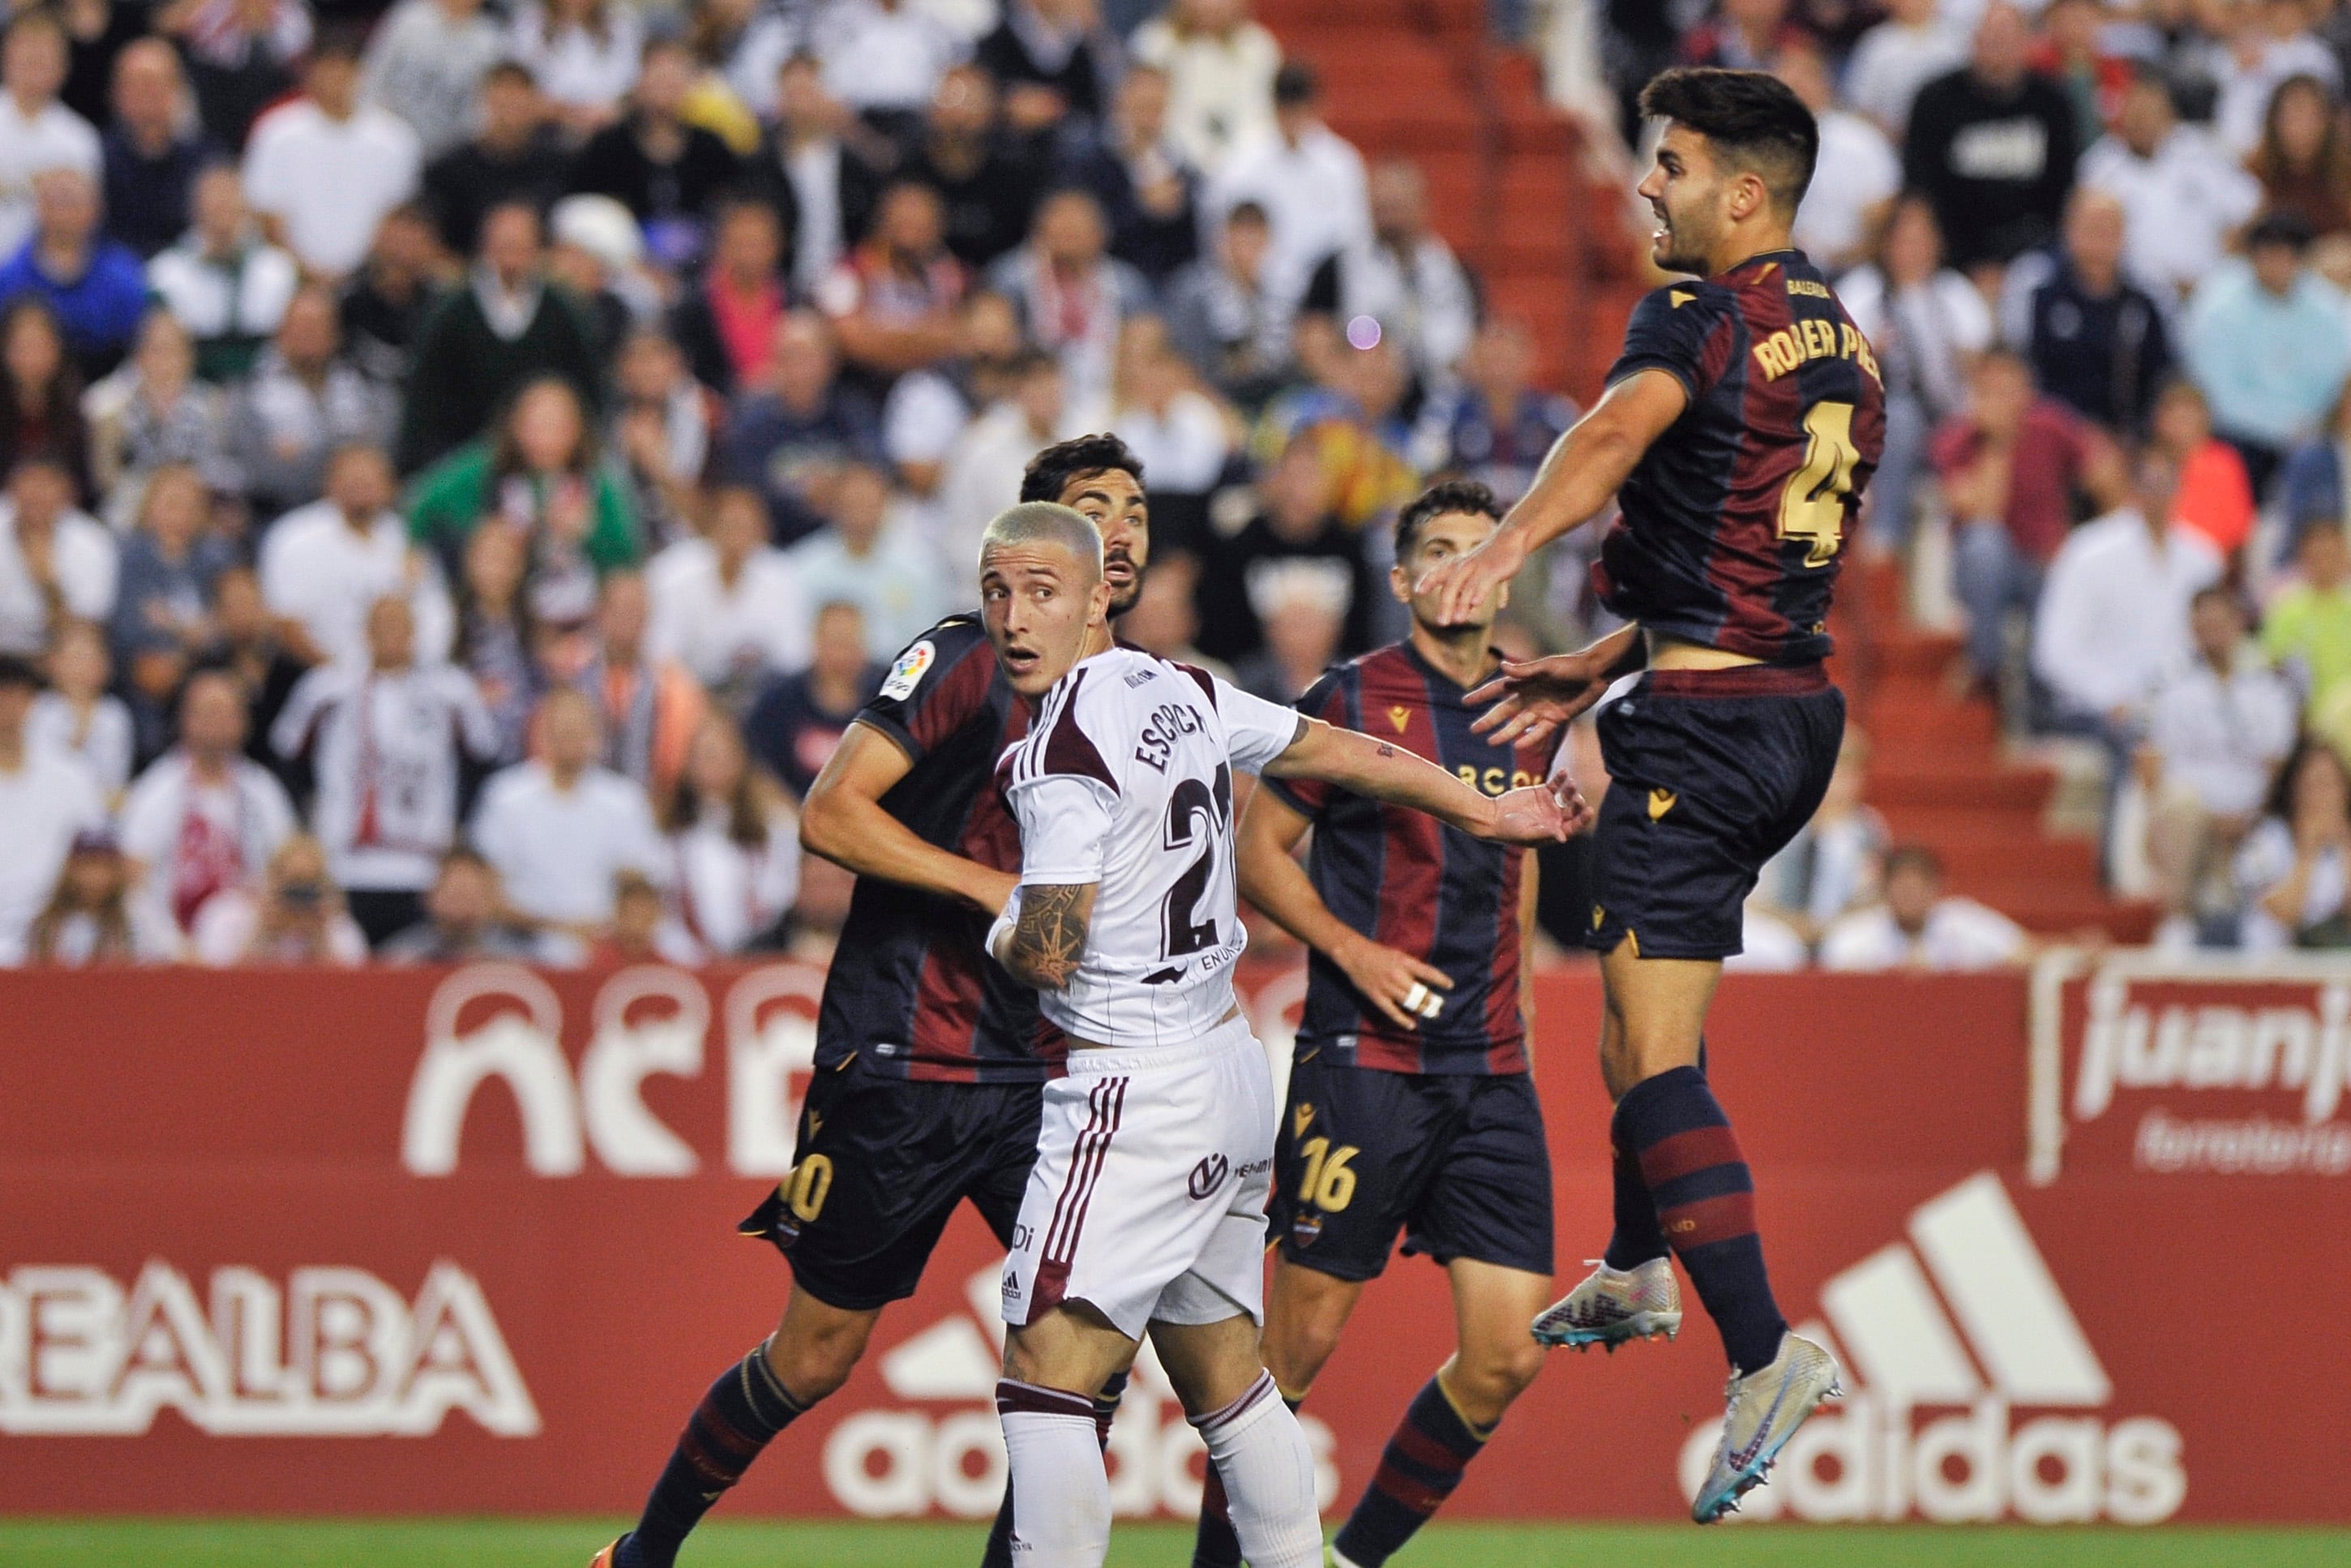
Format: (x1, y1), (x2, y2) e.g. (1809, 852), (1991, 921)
(1190, 480), (1562, 1568)
(1419, 67), (1885, 1521)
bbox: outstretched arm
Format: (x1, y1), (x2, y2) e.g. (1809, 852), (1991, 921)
(1263, 718), (1590, 843)
(1418, 370), (1688, 624)
(988, 881), (1099, 990)
(800, 722), (1020, 915)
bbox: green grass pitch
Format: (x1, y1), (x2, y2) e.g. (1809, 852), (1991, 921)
(0, 1520), (2345, 1567)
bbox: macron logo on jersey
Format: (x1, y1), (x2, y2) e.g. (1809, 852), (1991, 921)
(1679, 1172), (2184, 1525)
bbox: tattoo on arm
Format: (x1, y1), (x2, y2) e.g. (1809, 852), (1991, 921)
(1376, 743), (1396, 758)
(1008, 883), (1091, 989)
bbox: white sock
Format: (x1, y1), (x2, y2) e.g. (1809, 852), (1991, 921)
(997, 1379), (1111, 1567)
(1190, 1372), (1322, 1568)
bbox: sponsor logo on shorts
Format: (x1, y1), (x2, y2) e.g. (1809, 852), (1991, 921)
(1648, 787), (1677, 820)
(1292, 1103), (1314, 1138)
(1187, 1154), (1230, 1200)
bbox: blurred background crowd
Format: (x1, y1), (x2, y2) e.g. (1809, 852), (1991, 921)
(4, 0), (2349, 975)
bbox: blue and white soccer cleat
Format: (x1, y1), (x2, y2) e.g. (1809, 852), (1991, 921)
(1690, 1331), (1841, 1523)
(1531, 1257), (1682, 1352)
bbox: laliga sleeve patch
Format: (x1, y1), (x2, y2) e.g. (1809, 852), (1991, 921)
(880, 640), (936, 701)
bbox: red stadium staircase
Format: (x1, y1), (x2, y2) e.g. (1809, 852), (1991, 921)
(1837, 560), (2156, 941)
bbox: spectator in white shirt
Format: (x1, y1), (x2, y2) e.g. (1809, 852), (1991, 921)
(360, 0), (506, 160)
(470, 684), (666, 932)
(1107, 315), (1235, 500)
(1820, 845), (2032, 971)
(1208, 62), (1370, 311)
(2140, 586), (2299, 946)
(1779, 41), (1902, 275)
(271, 596), (500, 948)
(2033, 452), (2224, 743)
(241, 39), (423, 282)
(1844, 0), (1969, 137)
(147, 164), (301, 384)
(2235, 739), (2351, 951)
(645, 484), (812, 709)
(118, 669), (299, 937)
(812, 0), (968, 130)
(507, 0), (644, 139)
(2215, 0), (2342, 158)
(0, 455), (114, 655)
(0, 13), (101, 260)
(27, 616), (131, 798)
(936, 348), (1105, 570)
(786, 458), (949, 658)
(0, 651), (104, 963)
(1300, 158), (1479, 390)
(259, 443), (452, 670)
(659, 713), (798, 955)
(190, 830), (370, 966)
(987, 187), (1154, 406)
(17, 828), (178, 964)
(2078, 66), (2263, 306)
(1839, 193), (1993, 547)
(1130, 0), (1281, 177)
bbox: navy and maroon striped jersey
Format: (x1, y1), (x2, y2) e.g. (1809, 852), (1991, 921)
(1593, 248), (1886, 665)
(815, 615), (1062, 1084)
(1263, 643), (1556, 1076)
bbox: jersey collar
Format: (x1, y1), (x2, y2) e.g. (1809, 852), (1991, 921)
(1399, 637), (1505, 699)
(1716, 246), (1805, 284)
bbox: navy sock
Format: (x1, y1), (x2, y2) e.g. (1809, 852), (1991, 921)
(983, 1369), (1130, 1567)
(1331, 1376), (1490, 1567)
(1191, 1388), (1300, 1568)
(1617, 1065), (1787, 1375)
(623, 1347), (807, 1568)
(1602, 1137), (1670, 1270)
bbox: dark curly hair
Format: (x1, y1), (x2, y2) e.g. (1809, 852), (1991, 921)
(1638, 67), (1819, 211)
(1019, 433), (1145, 504)
(1394, 478), (1502, 560)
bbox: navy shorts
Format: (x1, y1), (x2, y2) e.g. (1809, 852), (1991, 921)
(1586, 663), (1846, 961)
(739, 1053), (1042, 1312)
(1270, 1049), (1554, 1282)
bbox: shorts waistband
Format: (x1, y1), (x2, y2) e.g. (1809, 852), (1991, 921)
(1061, 1013), (1257, 1076)
(1642, 661), (1830, 699)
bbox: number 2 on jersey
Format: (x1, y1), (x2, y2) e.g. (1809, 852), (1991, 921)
(1779, 399), (1861, 568)
(1160, 763), (1232, 958)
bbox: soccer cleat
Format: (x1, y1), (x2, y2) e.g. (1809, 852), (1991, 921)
(1690, 1332), (1841, 1523)
(1531, 1258), (1682, 1352)
(588, 1537), (628, 1568)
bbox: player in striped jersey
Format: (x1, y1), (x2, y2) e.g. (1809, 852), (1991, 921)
(1191, 480), (1561, 1568)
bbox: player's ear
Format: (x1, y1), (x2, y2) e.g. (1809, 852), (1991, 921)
(1389, 559), (1414, 606)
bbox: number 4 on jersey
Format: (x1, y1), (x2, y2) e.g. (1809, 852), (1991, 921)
(1779, 400), (1861, 568)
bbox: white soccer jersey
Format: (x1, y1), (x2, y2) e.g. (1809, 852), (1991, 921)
(999, 645), (1301, 1048)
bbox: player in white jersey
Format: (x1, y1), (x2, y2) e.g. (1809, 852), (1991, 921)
(974, 503), (1585, 1568)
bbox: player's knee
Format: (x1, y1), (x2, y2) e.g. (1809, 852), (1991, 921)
(1446, 1341), (1542, 1424)
(764, 1313), (871, 1403)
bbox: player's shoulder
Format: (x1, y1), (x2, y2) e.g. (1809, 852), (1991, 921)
(1634, 275), (1741, 324)
(874, 612), (991, 702)
(1012, 654), (1133, 794)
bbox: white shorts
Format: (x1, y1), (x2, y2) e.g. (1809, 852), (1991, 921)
(1001, 1014), (1274, 1341)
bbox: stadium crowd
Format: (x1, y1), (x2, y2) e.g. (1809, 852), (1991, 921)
(6, 0), (2351, 974)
